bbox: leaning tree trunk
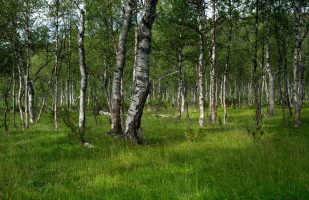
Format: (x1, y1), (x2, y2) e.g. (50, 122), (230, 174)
(209, 0), (216, 124)
(198, 16), (205, 127)
(3, 89), (10, 132)
(78, 8), (87, 141)
(111, 0), (134, 135)
(124, 0), (159, 144)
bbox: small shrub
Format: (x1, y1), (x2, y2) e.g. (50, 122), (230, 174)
(60, 111), (85, 144)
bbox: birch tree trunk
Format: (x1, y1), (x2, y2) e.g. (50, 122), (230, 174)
(24, 10), (30, 129)
(28, 81), (35, 123)
(17, 59), (24, 130)
(78, 8), (87, 137)
(209, 0), (216, 124)
(265, 3), (275, 115)
(12, 61), (16, 127)
(198, 17), (205, 127)
(53, 0), (59, 130)
(124, 0), (159, 144)
(177, 50), (185, 121)
(67, 19), (72, 111)
(223, 0), (232, 124)
(111, 0), (134, 135)
(292, 1), (305, 128)
(253, 0), (261, 127)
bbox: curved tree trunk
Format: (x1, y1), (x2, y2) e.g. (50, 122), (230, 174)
(124, 0), (159, 144)
(111, 0), (134, 135)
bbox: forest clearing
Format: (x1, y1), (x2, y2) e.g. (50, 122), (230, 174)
(0, 0), (308, 199)
(1, 107), (309, 199)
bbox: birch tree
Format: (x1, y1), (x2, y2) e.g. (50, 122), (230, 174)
(209, 0), (217, 124)
(292, 0), (308, 127)
(111, 0), (134, 135)
(77, 4), (87, 138)
(124, 0), (159, 144)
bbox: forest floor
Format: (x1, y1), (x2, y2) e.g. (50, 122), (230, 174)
(0, 107), (309, 199)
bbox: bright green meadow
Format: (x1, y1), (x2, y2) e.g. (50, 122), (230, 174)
(0, 107), (308, 199)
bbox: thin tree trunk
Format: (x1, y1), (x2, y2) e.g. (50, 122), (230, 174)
(265, 3), (275, 115)
(177, 50), (184, 121)
(67, 18), (72, 111)
(253, 0), (261, 127)
(124, 0), (159, 144)
(3, 91), (9, 132)
(111, 0), (134, 135)
(292, 1), (305, 128)
(24, 10), (30, 129)
(12, 61), (16, 127)
(223, 0), (232, 124)
(28, 81), (35, 123)
(78, 8), (87, 140)
(17, 59), (24, 130)
(209, 0), (216, 124)
(54, 0), (59, 130)
(198, 16), (205, 127)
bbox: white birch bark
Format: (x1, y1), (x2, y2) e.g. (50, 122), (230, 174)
(78, 8), (87, 135)
(292, 1), (305, 127)
(198, 16), (205, 127)
(111, 0), (134, 134)
(265, 5), (275, 115)
(124, 0), (159, 144)
(209, 0), (216, 124)
(28, 81), (35, 123)
(53, 0), (59, 130)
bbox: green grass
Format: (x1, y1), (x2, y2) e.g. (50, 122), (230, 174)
(0, 107), (309, 199)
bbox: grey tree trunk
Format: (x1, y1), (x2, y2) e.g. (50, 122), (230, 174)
(28, 81), (35, 123)
(78, 8), (87, 137)
(209, 0), (216, 124)
(124, 0), (159, 144)
(111, 0), (134, 135)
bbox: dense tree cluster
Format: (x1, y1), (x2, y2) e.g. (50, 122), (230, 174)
(0, 0), (308, 144)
